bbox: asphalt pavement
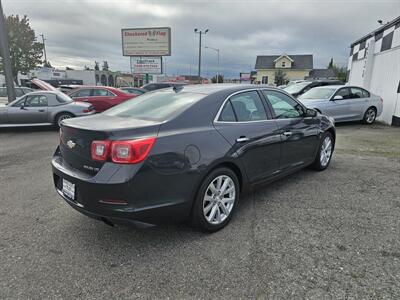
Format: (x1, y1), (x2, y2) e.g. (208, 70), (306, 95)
(0, 123), (399, 299)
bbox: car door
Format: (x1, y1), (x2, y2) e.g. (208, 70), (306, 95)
(348, 87), (371, 120)
(261, 90), (319, 171)
(9, 94), (48, 124)
(91, 88), (118, 111)
(214, 90), (281, 183)
(325, 87), (360, 121)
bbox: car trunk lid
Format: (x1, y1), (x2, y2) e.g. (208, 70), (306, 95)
(60, 114), (161, 175)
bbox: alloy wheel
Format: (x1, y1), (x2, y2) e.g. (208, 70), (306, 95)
(58, 114), (72, 126)
(320, 136), (332, 167)
(365, 109), (376, 124)
(203, 175), (236, 225)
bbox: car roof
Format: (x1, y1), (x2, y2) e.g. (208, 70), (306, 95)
(23, 90), (60, 95)
(160, 83), (280, 95)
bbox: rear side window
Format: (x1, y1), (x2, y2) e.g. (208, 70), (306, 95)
(229, 91), (267, 122)
(93, 89), (114, 96)
(335, 88), (351, 99)
(362, 89), (370, 98)
(219, 101), (236, 122)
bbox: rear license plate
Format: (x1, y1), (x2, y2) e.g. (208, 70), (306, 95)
(62, 179), (75, 200)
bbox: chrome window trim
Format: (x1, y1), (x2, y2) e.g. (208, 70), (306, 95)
(213, 88), (272, 124)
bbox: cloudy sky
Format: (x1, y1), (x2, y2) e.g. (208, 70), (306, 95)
(3, 0), (400, 78)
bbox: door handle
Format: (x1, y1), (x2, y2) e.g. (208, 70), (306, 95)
(38, 109), (45, 112)
(282, 131), (292, 137)
(236, 137), (250, 143)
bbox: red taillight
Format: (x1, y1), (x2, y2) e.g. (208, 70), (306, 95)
(111, 138), (156, 164)
(91, 140), (111, 161)
(90, 138), (156, 164)
(83, 106), (94, 113)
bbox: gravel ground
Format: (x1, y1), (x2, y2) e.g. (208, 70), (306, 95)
(0, 122), (399, 299)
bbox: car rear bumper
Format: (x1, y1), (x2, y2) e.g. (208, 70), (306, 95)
(51, 148), (194, 226)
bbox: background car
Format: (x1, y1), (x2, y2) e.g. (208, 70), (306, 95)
(68, 86), (136, 112)
(0, 91), (94, 127)
(52, 84), (335, 232)
(141, 82), (187, 92)
(298, 85), (383, 124)
(284, 80), (343, 98)
(119, 87), (147, 96)
(0, 87), (34, 103)
(58, 84), (90, 93)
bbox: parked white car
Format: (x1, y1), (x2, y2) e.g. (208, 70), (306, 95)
(298, 85), (383, 124)
(0, 87), (34, 103)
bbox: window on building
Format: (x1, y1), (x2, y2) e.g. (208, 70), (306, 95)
(282, 61), (286, 68)
(261, 76), (268, 84)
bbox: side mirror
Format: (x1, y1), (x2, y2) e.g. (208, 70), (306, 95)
(305, 108), (317, 117)
(332, 95), (343, 101)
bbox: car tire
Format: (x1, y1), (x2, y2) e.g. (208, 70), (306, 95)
(310, 132), (334, 171)
(362, 107), (377, 124)
(191, 167), (239, 232)
(55, 112), (74, 128)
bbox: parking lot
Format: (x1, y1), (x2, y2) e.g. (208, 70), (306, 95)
(0, 122), (399, 299)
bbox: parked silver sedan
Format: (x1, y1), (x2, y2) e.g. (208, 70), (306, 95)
(0, 91), (95, 128)
(298, 85), (383, 124)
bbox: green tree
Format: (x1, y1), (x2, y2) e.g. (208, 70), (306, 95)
(211, 74), (223, 83)
(328, 58), (334, 69)
(274, 69), (287, 86)
(0, 15), (43, 83)
(102, 61), (109, 71)
(332, 64), (347, 82)
(43, 60), (53, 68)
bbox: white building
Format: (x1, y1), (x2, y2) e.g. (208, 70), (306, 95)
(347, 16), (400, 126)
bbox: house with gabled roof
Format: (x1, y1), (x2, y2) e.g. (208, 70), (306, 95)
(254, 54), (313, 85)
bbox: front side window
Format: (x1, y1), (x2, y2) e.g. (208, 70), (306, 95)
(263, 90), (304, 119)
(335, 88), (351, 99)
(229, 91), (267, 122)
(25, 95), (48, 107)
(12, 97), (26, 107)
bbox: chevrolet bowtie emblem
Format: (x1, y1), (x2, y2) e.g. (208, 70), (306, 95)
(67, 140), (76, 149)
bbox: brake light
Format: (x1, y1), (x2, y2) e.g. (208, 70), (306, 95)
(83, 106), (94, 113)
(111, 138), (156, 164)
(90, 138), (156, 164)
(91, 140), (110, 161)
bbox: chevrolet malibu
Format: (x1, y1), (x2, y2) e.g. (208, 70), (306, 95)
(298, 85), (383, 124)
(52, 85), (336, 232)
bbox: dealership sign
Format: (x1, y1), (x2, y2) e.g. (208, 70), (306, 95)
(121, 27), (171, 56)
(130, 57), (162, 74)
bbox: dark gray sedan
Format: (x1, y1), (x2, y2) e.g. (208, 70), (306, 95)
(52, 84), (336, 232)
(0, 91), (95, 128)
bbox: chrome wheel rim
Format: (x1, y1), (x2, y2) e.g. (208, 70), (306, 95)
(365, 109), (376, 123)
(203, 175), (236, 225)
(58, 114), (71, 126)
(320, 136), (332, 167)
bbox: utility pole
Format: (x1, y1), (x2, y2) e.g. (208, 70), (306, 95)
(40, 34), (47, 64)
(194, 28), (209, 83)
(0, 0), (15, 102)
(205, 46), (220, 83)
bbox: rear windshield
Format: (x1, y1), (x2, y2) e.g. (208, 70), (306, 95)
(103, 91), (204, 121)
(299, 88), (337, 100)
(284, 82), (311, 94)
(56, 92), (73, 103)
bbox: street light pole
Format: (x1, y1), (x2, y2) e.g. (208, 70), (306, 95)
(205, 46), (220, 83)
(0, 0), (16, 102)
(40, 34), (47, 64)
(194, 28), (209, 83)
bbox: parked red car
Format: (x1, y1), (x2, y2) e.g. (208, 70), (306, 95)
(68, 86), (136, 112)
